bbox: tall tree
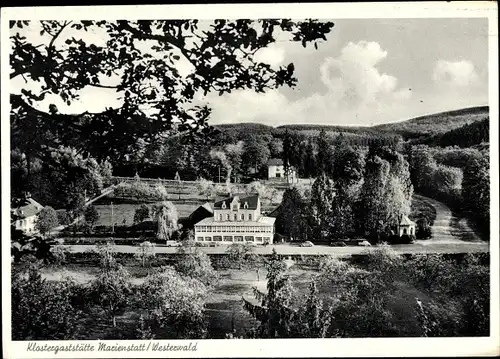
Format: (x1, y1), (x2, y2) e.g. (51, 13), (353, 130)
(154, 201), (179, 242)
(357, 155), (391, 240)
(88, 265), (132, 328)
(242, 249), (332, 338)
(276, 187), (307, 240)
(310, 173), (335, 240)
(35, 206), (59, 238)
(242, 136), (271, 175)
(304, 138), (317, 178)
(462, 155), (490, 238)
(84, 205), (100, 232)
(316, 129), (333, 175)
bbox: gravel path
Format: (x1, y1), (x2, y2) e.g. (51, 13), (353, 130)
(413, 194), (483, 245)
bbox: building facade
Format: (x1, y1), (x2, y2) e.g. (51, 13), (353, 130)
(11, 197), (44, 234)
(194, 193), (275, 244)
(397, 215), (416, 237)
(267, 158), (296, 182)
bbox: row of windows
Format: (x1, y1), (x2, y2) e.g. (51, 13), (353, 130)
(197, 236), (271, 243)
(196, 225), (273, 233)
(216, 213), (253, 221)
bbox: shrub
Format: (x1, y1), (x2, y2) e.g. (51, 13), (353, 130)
(416, 218), (432, 239)
(12, 265), (84, 340)
(114, 182), (168, 201)
(135, 268), (207, 339)
(133, 204), (150, 224)
(175, 247), (219, 287)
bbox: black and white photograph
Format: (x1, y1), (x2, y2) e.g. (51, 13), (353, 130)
(2, 2), (499, 358)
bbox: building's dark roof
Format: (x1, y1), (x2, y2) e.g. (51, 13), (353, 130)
(266, 204), (282, 218)
(268, 158), (283, 166)
(213, 193), (259, 210)
(186, 203), (214, 227)
(11, 198), (44, 219)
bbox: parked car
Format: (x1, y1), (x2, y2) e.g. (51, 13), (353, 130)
(329, 241), (346, 247)
(301, 241), (314, 247)
(166, 240), (182, 247)
(358, 240), (372, 247)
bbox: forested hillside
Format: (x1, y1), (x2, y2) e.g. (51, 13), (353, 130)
(372, 106), (489, 139)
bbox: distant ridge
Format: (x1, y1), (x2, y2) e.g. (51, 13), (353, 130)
(212, 106), (489, 139)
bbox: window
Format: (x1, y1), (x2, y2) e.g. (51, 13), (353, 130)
(232, 205), (238, 211)
(403, 228), (407, 235)
(226, 214), (230, 221)
(219, 214), (223, 221)
(234, 236), (244, 242)
(256, 237), (263, 242)
(197, 237), (204, 241)
(213, 236), (222, 241)
(234, 214), (237, 221)
(245, 236), (254, 242)
(241, 214), (244, 221)
(205, 237), (211, 241)
(249, 214), (252, 221)
(263, 237), (271, 243)
(243, 202), (248, 209)
(223, 236), (233, 241)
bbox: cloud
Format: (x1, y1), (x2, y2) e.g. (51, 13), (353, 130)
(253, 45), (285, 67)
(432, 60), (479, 87)
(206, 41), (413, 126)
(319, 41), (402, 106)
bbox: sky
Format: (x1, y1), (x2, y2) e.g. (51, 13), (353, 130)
(11, 18), (489, 127)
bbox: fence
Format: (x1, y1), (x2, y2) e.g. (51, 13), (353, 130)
(111, 176), (198, 185)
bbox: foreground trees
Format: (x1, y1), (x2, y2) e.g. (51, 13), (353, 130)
(11, 247), (489, 340)
(12, 264), (85, 340)
(243, 249), (332, 338)
(136, 268), (208, 339)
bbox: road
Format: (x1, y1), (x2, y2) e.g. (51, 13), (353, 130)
(413, 194), (483, 245)
(59, 241), (488, 256)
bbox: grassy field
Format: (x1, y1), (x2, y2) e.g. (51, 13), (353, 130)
(93, 201), (200, 227)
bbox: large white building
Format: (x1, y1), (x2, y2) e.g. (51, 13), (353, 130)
(194, 193), (275, 245)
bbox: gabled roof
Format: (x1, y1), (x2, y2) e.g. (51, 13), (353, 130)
(11, 198), (44, 219)
(400, 215), (415, 226)
(213, 193), (259, 210)
(268, 158), (283, 166)
(201, 202), (213, 213)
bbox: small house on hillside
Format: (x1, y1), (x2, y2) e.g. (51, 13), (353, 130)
(11, 194), (44, 234)
(267, 158), (297, 182)
(397, 215), (416, 237)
